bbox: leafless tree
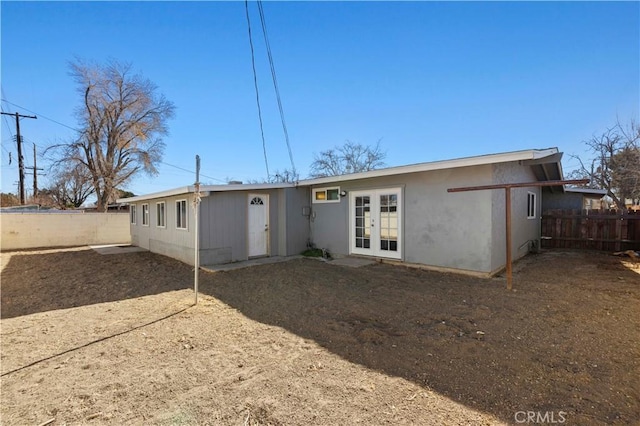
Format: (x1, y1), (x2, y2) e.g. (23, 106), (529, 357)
(0, 193), (20, 207)
(309, 140), (386, 178)
(570, 119), (640, 209)
(240, 168), (299, 184)
(269, 168), (299, 183)
(40, 163), (95, 209)
(50, 59), (175, 211)
(611, 145), (640, 206)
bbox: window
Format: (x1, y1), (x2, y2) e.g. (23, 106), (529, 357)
(130, 205), (137, 225)
(527, 192), (536, 219)
(156, 202), (166, 228)
(176, 199), (188, 229)
(142, 204), (149, 226)
(312, 187), (340, 203)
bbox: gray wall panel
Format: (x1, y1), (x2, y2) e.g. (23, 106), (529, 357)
(490, 162), (541, 272)
(403, 167), (493, 272)
(130, 194), (196, 254)
(542, 192), (583, 210)
(200, 192), (247, 262)
(285, 187), (311, 255)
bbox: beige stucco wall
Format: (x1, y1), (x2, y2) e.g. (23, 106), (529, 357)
(0, 212), (131, 251)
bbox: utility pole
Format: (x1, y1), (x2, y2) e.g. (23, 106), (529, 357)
(25, 143), (45, 199)
(1, 112), (37, 204)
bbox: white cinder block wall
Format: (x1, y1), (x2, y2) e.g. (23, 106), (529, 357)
(0, 213), (131, 250)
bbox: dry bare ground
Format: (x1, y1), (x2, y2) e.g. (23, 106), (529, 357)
(1, 247), (638, 425)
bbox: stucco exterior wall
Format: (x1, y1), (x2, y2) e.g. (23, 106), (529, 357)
(310, 165), (496, 273)
(405, 166), (493, 272)
(1, 212), (130, 251)
(309, 192), (350, 257)
(490, 162), (541, 273)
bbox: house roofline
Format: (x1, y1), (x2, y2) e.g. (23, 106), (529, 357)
(299, 147), (560, 186)
(564, 187), (608, 195)
(118, 147), (562, 203)
(117, 182), (295, 203)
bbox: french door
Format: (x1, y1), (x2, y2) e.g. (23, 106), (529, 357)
(350, 188), (402, 259)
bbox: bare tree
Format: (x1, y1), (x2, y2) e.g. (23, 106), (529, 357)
(0, 193), (20, 207)
(269, 168), (299, 183)
(309, 140), (386, 178)
(240, 168), (299, 184)
(611, 145), (640, 206)
(40, 163), (95, 209)
(571, 119), (640, 209)
(50, 59), (175, 211)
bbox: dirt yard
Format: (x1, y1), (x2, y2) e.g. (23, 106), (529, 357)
(1, 248), (639, 425)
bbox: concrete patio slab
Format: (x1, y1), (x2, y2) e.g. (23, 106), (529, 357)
(202, 255), (302, 272)
(328, 257), (377, 268)
(90, 244), (148, 255)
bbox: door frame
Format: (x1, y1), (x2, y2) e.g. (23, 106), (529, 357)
(349, 187), (403, 260)
(247, 193), (270, 258)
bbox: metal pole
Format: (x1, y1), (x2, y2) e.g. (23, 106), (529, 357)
(33, 143), (38, 198)
(194, 155), (201, 305)
(15, 115), (25, 204)
(447, 178), (590, 290)
(505, 187), (513, 291)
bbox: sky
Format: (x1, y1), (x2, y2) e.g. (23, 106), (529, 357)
(1, 1), (639, 199)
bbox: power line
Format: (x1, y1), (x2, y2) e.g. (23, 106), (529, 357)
(256, 0), (296, 176)
(0, 101), (231, 184)
(159, 161), (226, 183)
(244, 0), (270, 179)
(0, 98), (80, 132)
(1, 110), (15, 139)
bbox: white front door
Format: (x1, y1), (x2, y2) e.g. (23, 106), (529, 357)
(248, 194), (269, 257)
(350, 188), (402, 259)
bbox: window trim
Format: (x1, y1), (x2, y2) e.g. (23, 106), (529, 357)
(527, 191), (536, 219)
(176, 199), (188, 230)
(312, 186), (341, 204)
(156, 201), (166, 228)
(141, 203), (150, 226)
(130, 204), (137, 225)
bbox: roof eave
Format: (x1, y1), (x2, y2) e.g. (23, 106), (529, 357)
(117, 182), (296, 203)
(300, 148), (560, 186)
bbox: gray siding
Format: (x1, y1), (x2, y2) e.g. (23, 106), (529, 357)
(199, 191), (247, 264)
(128, 160), (549, 274)
(130, 194), (197, 265)
(543, 192), (585, 210)
(284, 187), (311, 255)
(200, 189), (281, 263)
(129, 187), (310, 266)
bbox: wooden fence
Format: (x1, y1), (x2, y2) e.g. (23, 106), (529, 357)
(541, 209), (640, 251)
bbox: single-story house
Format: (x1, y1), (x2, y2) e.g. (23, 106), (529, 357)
(118, 147), (566, 276)
(542, 187), (608, 211)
